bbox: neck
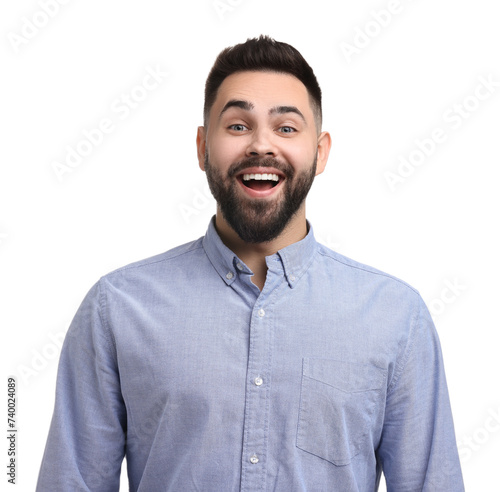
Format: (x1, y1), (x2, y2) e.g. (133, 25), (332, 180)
(214, 207), (308, 290)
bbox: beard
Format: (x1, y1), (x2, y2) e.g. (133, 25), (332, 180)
(204, 153), (317, 243)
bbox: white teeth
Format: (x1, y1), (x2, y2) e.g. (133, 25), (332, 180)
(242, 173), (280, 182)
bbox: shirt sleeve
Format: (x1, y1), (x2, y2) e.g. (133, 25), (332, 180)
(36, 279), (126, 492)
(377, 295), (465, 491)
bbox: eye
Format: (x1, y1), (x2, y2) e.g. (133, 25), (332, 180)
(277, 126), (296, 134)
(228, 124), (248, 132)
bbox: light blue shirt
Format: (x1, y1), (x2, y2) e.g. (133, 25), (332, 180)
(37, 217), (464, 491)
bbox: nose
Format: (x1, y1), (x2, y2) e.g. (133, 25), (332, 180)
(246, 128), (277, 157)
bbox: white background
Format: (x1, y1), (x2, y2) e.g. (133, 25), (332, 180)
(1, 0), (499, 490)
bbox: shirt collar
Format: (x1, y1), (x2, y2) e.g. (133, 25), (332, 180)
(202, 216), (318, 288)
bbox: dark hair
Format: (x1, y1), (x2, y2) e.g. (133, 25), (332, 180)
(203, 35), (322, 131)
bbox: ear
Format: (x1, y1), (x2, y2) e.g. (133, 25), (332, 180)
(196, 126), (207, 171)
(315, 131), (332, 176)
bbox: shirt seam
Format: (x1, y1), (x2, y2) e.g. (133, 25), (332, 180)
(97, 277), (130, 440)
(386, 297), (421, 396)
(104, 243), (205, 279)
(97, 278), (119, 367)
(317, 249), (419, 294)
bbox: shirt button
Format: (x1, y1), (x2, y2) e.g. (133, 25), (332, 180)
(226, 272), (234, 280)
(258, 308), (265, 317)
(289, 275), (296, 282)
(254, 377), (263, 386)
(250, 454), (259, 464)
(236, 263), (244, 270)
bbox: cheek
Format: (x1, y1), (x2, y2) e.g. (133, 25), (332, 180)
(283, 143), (315, 169)
(208, 135), (242, 163)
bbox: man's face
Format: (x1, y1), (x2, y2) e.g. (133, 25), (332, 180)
(197, 71), (330, 243)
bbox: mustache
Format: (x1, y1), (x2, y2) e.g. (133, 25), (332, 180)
(227, 156), (294, 180)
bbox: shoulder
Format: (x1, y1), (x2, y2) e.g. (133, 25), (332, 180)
(315, 242), (421, 301)
(98, 236), (205, 287)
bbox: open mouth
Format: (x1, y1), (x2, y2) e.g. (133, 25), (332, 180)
(240, 173), (281, 191)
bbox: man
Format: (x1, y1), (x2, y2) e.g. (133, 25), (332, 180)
(37, 35), (464, 491)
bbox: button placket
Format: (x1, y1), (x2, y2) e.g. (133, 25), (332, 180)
(240, 301), (273, 490)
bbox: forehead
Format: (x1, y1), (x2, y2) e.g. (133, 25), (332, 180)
(212, 71), (313, 118)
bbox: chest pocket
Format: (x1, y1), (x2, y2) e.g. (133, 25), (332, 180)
(296, 358), (387, 466)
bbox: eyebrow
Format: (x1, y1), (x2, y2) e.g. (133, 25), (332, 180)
(218, 100), (307, 125)
(269, 105), (306, 124)
(219, 100), (254, 119)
